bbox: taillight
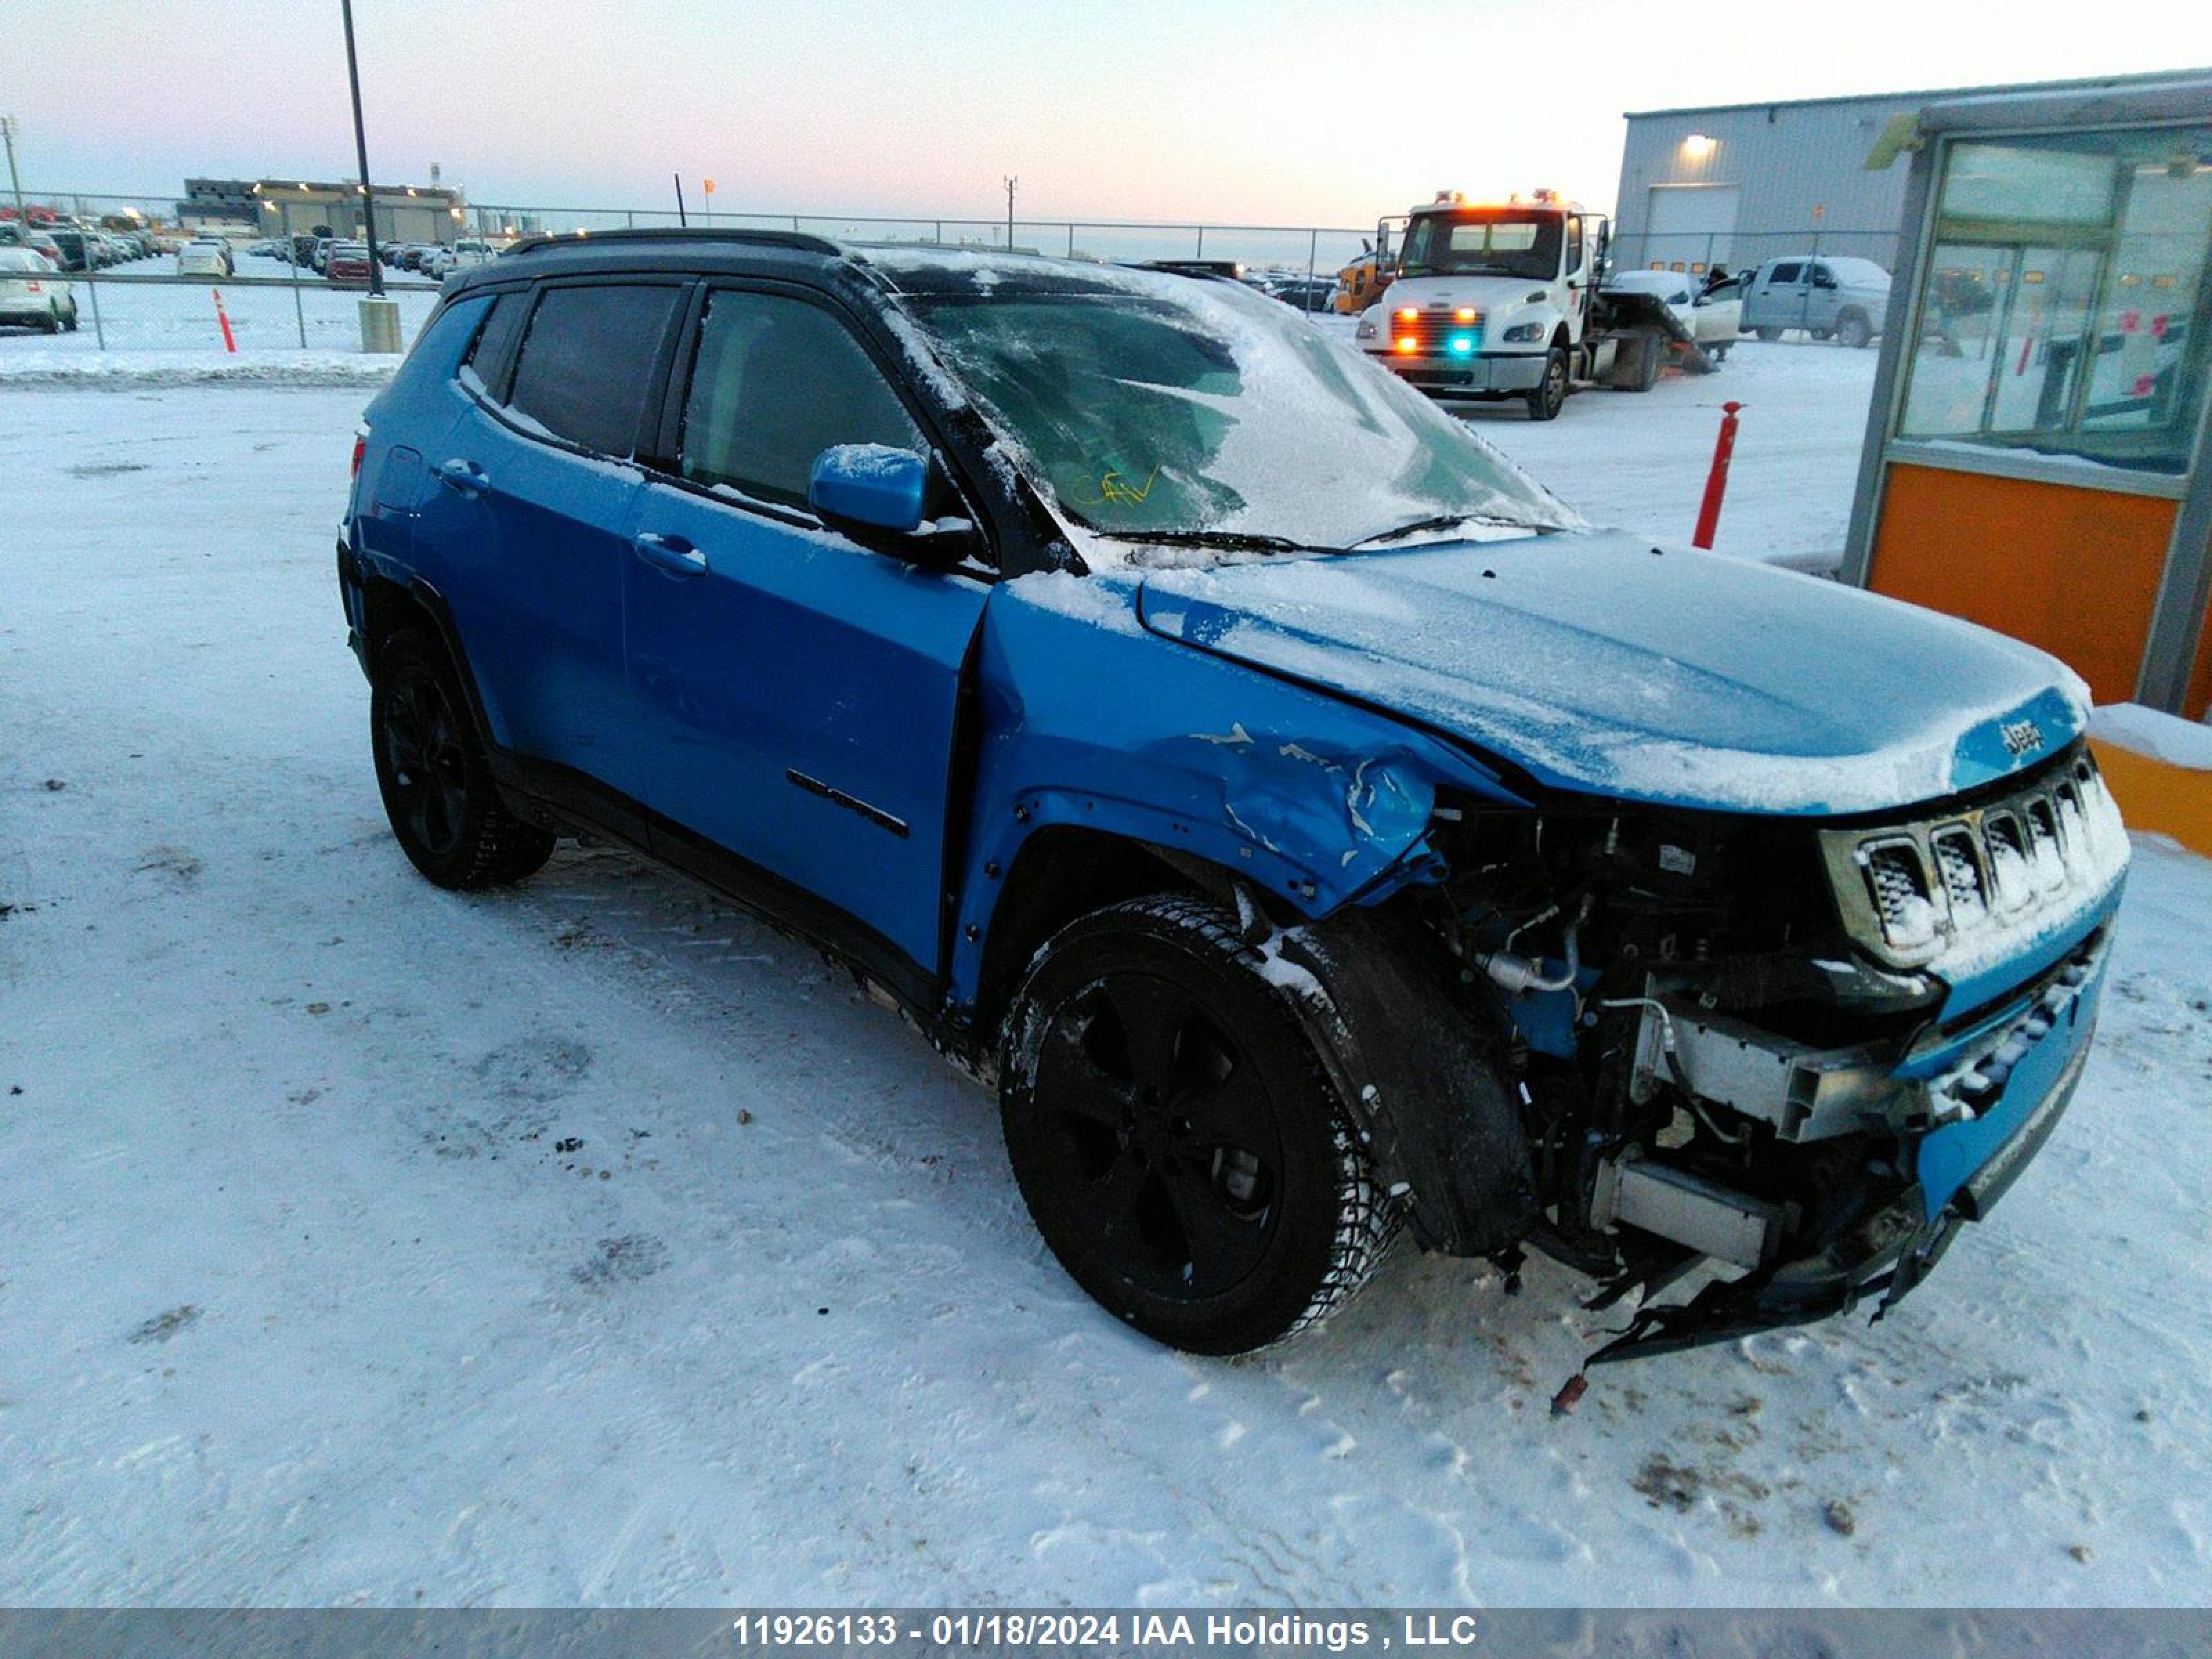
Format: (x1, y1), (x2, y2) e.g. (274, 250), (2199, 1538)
(350, 435), (366, 479)
(24, 281), (40, 293)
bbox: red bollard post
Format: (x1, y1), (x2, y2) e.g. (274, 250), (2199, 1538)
(212, 288), (237, 353)
(1691, 400), (1743, 550)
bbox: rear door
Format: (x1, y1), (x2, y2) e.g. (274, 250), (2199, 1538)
(621, 283), (989, 976)
(425, 277), (690, 796)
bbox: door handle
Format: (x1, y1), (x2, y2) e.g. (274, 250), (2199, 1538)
(435, 457), (489, 497)
(632, 530), (707, 579)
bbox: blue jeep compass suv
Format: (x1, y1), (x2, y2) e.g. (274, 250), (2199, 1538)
(339, 230), (2128, 1361)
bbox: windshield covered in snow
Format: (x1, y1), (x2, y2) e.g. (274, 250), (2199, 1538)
(1397, 210), (1562, 281)
(901, 273), (1573, 552)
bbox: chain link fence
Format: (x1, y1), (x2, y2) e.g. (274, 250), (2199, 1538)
(5, 187), (1911, 359)
(4, 189), (1380, 357)
(0, 261), (442, 356)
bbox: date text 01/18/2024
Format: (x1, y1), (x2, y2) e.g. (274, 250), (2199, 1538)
(727, 1612), (1485, 1650)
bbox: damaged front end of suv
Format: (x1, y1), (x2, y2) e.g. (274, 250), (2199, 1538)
(1265, 743), (2128, 1367)
(875, 247), (2129, 1362)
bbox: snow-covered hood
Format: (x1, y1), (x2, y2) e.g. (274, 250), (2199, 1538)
(1134, 529), (2089, 817)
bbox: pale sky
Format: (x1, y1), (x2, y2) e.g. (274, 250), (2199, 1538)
(11, 0), (2212, 226)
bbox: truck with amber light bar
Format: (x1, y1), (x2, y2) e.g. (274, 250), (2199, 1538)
(1355, 190), (1703, 419)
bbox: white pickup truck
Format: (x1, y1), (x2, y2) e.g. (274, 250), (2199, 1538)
(1356, 191), (1701, 418)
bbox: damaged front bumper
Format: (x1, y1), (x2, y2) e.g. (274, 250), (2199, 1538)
(1577, 924), (2112, 1366)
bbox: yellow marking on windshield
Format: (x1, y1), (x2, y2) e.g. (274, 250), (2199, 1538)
(1066, 462), (1159, 506)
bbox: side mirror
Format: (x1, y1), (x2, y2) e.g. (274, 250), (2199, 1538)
(808, 444), (928, 535)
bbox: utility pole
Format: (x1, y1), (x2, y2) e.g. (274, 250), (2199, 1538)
(339, 0), (384, 296)
(1, 116), (25, 219)
(1003, 175), (1017, 250)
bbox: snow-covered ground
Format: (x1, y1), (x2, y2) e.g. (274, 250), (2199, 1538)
(3, 372), (2209, 1609)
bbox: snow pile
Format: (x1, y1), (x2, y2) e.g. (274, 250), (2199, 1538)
(0, 349), (400, 388)
(2092, 702), (2212, 768)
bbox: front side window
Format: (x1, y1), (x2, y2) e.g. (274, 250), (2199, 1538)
(1398, 210), (1562, 281)
(505, 283), (686, 458)
(906, 276), (1574, 550)
(677, 289), (924, 509)
(1898, 125), (2212, 475)
(1768, 261), (1803, 285)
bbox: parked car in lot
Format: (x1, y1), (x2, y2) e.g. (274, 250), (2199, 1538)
(324, 240), (374, 287)
(1604, 268), (1743, 360)
(176, 238), (234, 278)
(1268, 274), (1338, 314)
(0, 223), (65, 267)
(0, 246), (77, 332)
(1741, 254), (1891, 347)
(42, 229), (95, 272)
(341, 231), (2127, 1362)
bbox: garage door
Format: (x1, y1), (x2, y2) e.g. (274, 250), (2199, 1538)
(1644, 185), (1741, 273)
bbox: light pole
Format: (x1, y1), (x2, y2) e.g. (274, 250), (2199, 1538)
(1, 116), (26, 219)
(339, 0), (384, 296)
(1003, 174), (1017, 250)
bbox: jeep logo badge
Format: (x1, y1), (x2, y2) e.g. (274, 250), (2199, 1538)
(2000, 718), (2045, 758)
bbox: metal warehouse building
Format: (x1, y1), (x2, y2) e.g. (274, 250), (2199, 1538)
(1612, 68), (2211, 277)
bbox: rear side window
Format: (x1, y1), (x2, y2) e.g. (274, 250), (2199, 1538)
(506, 283), (686, 458)
(402, 294), (491, 377)
(677, 290), (923, 509)
(462, 290), (530, 393)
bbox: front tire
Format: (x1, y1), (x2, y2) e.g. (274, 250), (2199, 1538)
(1000, 895), (1395, 1354)
(1525, 345), (1569, 420)
(1753, 325), (1783, 343)
(370, 630), (554, 890)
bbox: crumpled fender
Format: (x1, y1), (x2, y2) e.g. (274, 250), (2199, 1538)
(947, 572), (1525, 1009)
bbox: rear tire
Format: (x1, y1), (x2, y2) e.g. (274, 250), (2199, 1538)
(1000, 894), (1396, 1355)
(370, 630), (555, 890)
(1836, 310), (1873, 350)
(1753, 326), (1782, 343)
(1526, 345), (1569, 420)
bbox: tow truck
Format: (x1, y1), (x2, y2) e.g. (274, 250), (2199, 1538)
(1355, 190), (1709, 419)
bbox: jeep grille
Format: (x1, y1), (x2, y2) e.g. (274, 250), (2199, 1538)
(1820, 751), (2126, 969)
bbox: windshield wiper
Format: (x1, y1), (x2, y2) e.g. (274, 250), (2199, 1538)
(1092, 528), (1329, 556)
(1348, 513), (1537, 548)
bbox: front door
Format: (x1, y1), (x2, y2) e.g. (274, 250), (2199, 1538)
(623, 285), (988, 976)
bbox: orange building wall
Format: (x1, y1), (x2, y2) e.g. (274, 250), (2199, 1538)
(1867, 462), (2177, 705)
(2187, 536), (2212, 721)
